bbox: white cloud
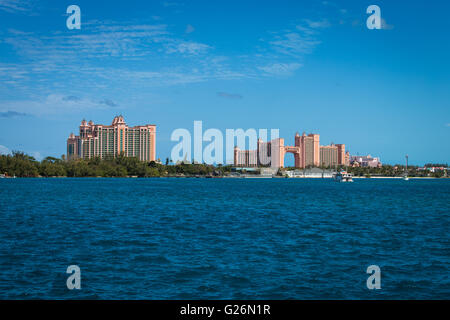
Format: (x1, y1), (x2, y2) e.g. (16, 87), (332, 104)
(3, 22), (214, 63)
(267, 20), (328, 57)
(4, 23), (171, 61)
(0, 15), (329, 95)
(304, 19), (331, 29)
(258, 63), (303, 76)
(165, 41), (211, 55)
(270, 32), (321, 56)
(0, 94), (117, 116)
(0, 21), (229, 91)
(381, 18), (394, 30)
(0, 0), (31, 13)
(0, 110), (28, 117)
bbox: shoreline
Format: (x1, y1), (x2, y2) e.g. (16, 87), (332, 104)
(1, 175), (448, 179)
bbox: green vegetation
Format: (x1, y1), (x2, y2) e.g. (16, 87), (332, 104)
(344, 164), (447, 178)
(0, 151), (447, 178)
(270, 164), (448, 178)
(0, 151), (232, 178)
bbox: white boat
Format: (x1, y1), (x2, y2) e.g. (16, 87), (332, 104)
(403, 155), (409, 181)
(333, 171), (353, 182)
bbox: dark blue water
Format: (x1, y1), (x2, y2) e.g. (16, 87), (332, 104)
(0, 178), (449, 299)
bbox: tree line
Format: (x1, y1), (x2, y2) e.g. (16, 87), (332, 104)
(284, 164), (448, 178)
(0, 152), (232, 178)
(344, 165), (447, 178)
(1, 151), (446, 178)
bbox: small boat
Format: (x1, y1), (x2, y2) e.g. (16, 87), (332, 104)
(333, 171), (353, 182)
(0, 174), (15, 179)
(403, 155), (409, 181)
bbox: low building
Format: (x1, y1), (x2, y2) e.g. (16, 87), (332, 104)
(350, 155), (382, 168)
(285, 168), (333, 178)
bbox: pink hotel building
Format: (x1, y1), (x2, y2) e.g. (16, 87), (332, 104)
(234, 132), (350, 169)
(67, 115), (156, 162)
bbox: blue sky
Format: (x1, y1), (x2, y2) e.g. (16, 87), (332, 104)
(0, 0), (449, 165)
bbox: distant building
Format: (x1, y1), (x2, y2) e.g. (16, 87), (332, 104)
(233, 132), (349, 169)
(296, 132), (320, 168)
(67, 115), (156, 162)
(233, 132), (320, 169)
(233, 147), (258, 167)
(319, 143), (349, 167)
(419, 166), (447, 173)
(350, 155), (381, 168)
(336, 144), (349, 166)
(344, 151), (350, 167)
(285, 168), (333, 178)
(320, 144), (338, 167)
(233, 138), (281, 167)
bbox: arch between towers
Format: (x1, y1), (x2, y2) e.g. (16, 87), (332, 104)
(281, 146), (301, 168)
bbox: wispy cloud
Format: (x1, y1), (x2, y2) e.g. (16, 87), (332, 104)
(269, 32), (321, 56)
(217, 92), (243, 99)
(0, 110), (28, 118)
(1, 20), (215, 68)
(304, 19), (331, 29)
(0, 13), (330, 105)
(4, 23), (171, 61)
(0, 94), (119, 116)
(381, 18), (394, 30)
(258, 62), (303, 76)
(267, 19), (329, 58)
(99, 99), (118, 107)
(62, 96), (81, 102)
(0, 21), (224, 93)
(165, 41), (211, 55)
(0, 0), (32, 13)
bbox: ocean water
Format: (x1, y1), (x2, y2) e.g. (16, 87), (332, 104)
(0, 178), (448, 300)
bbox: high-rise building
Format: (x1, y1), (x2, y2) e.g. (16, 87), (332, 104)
(344, 151), (350, 167)
(320, 144), (339, 167)
(319, 143), (348, 167)
(296, 132), (320, 168)
(67, 115), (156, 162)
(336, 144), (347, 166)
